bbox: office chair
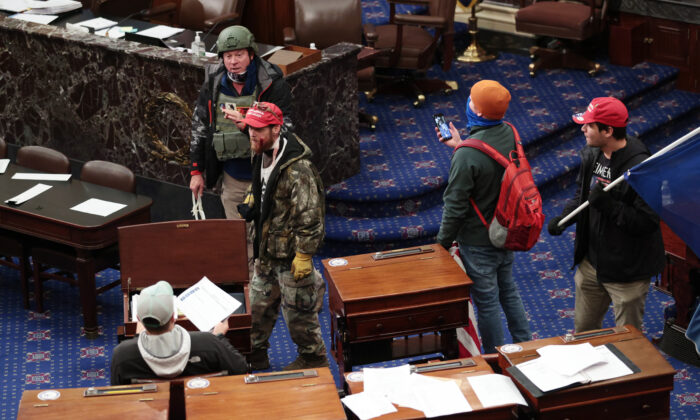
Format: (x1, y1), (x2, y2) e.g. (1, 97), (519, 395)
(0, 139), (34, 309)
(31, 160), (136, 313)
(177, 0), (246, 34)
(515, 0), (609, 76)
(283, 0), (379, 129)
(363, 0), (458, 107)
(93, 0), (177, 23)
(16, 145), (71, 174)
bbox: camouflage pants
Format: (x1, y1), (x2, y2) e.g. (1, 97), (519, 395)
(250, 260), (326, 357)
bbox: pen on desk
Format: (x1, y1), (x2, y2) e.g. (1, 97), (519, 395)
(202, 391), (218, 395)
(138, 398), (154, 402)
(33, 404), (49, 407)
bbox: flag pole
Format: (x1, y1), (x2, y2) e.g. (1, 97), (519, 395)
(558, 126), (700, 227)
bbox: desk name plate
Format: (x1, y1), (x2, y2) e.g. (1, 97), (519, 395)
(244, 369), (318, 384)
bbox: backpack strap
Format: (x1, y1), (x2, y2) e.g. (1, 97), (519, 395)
(452, 121), (521, 229)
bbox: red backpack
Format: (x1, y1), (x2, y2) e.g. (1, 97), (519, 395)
(454, 122), (544, 251)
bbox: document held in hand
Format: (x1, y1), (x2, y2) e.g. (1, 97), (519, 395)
(133, 277), (241, 332)
(176, 277), (242, 332)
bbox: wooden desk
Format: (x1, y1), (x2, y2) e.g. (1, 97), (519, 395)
(323, 245), (472, 373)
(0, 163), (152, 337)
(497, 326), (676, 419)
(344, 357), (516, 419)
(17, 383), (170, 419)
(184, 367), (346, 419)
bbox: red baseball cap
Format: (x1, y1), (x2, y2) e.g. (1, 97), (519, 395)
(242, 102), (284, 128)
(572, 97), (628, 127)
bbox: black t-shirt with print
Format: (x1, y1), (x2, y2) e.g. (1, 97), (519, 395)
(588, 153), (612, 269)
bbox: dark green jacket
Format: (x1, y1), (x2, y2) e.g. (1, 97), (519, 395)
(437, 123), (516, 248)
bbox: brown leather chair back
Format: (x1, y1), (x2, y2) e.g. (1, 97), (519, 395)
(516, 0), (607, 41)
(81, 160), (136, 193)
(0, 137), (6, 159)
(178, 0), (245, 32)
(293, 0), (363, 49)
(93, 0), (151, 17)
(16, 146), (70, 174)
(429, 0), (457, 37)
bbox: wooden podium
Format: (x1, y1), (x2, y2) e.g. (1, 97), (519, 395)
(116, 220), (252, 354)
(323, 244), (472, 373)
(344, 357), (517, 419)
(497, 326), (675, 419)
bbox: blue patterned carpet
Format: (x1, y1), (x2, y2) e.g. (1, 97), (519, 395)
(2, 2), (700, 418)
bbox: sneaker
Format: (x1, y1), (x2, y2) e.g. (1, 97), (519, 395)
(283, 353), (329, 371)
(247, 348), (270, 371)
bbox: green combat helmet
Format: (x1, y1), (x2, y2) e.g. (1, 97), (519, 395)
(216, 25), (258, 56)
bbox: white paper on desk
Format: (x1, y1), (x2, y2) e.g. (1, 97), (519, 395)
(76, 17), (117, 30)
(70, 198), (127, 217)
(137, 25), (185, 39)
(341, 392), (397, 420)
(0, 0), (80, 14)
(4, 183), (52, 205)
(362, 364), (411, 397)
(12, 172), (71, 181)
(0, 159), (9, 174)
(411, 375), (472, 418)
(9, 13), (58, 24)
(536, 343), (603, 376)
(580, 345), (634, 382)
(467, 374), (528, 408)
(176, 276), (241, 332)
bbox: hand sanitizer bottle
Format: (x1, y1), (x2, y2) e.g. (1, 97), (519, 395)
(310, 42), (317, 50)
(192, 31), (205, 56)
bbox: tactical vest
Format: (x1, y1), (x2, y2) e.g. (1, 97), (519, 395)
(212, 86), (258, 161)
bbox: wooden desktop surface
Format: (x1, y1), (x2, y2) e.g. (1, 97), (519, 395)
(0, 163), (152, 337)
(184, 367), (346, 419)
(498, 326), (676, 419)
(344, 357), (515, 419)
(17, 384), (170, 419)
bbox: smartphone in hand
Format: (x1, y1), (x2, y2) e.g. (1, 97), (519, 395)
(433, 113), (452, 141)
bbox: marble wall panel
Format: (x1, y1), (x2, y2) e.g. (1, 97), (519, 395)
(0, 16), (360, 191)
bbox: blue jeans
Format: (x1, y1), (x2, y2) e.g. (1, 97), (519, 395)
(459, 244), (531, 353)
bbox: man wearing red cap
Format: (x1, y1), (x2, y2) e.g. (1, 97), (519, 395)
(237, 102), (328, 371)
(548, 97), (664, 333)
(436, 80), (531, 353)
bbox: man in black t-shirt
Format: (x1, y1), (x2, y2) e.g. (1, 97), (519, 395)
(548, 97), (664, 333)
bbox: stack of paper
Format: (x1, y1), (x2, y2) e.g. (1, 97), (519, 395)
(0, 0), (81, 14)
(514, 343), (635, 393)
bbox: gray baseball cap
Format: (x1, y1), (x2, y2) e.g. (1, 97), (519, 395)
(137, 281), (175, 329)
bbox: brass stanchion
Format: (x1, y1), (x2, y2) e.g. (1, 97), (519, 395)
(457, 0), (496, 63)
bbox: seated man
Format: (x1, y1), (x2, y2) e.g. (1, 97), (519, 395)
(111, 281), (247, 385)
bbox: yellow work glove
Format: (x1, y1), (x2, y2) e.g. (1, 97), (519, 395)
(243, 191), (254, 206)
(291, 252), (313, 280)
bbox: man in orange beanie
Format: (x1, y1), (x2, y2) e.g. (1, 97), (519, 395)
(435, 80), (531, 353)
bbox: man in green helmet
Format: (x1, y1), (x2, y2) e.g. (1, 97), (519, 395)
(189, 25), (293, 219)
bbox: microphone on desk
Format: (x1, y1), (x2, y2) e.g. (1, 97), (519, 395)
(202, 21), (227, 53)
(105, 8), (150, 38)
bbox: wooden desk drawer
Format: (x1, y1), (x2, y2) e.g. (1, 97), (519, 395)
(537, 390), (669, 420)
(349, 300), (468, 341)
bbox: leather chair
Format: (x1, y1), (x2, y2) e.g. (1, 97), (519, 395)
(92, 0), (177, 23)
(177, 0), (245, 34)
(515, 0), (608, 76)
(1, 145), (70, 309)
(31, 160), (136, 313)
(283, 0), (379, 129)
(16, 145), (71, 174)
(364, 0), (458, 107)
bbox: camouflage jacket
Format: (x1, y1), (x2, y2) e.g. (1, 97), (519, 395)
(249, 132), (325, 274)
(189, 57), (293, 188)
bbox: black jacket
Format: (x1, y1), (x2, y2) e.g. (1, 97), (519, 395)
(561, 136), (664, 283)
(189, 57), (293, 188)
(110, 332), (247, 385)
